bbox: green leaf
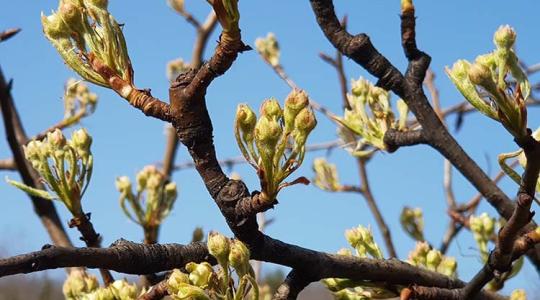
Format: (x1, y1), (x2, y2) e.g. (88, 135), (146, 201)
(6, 177), (55, 200)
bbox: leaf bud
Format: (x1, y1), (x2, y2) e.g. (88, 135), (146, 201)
(185, 262), (213, 288)
(229, 239), (251, 276)
(207, 231), (231, 268)
(494, 25), (516, 50)
(284, 89), (309, 133)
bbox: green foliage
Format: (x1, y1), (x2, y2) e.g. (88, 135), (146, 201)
(234, 90), (316, 203)
(446, 25), (530, 139)
(167, 232), (258, 300)
(7, 128), (93, 217)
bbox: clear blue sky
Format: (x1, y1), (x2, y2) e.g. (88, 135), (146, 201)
(1, 0), (539, 296)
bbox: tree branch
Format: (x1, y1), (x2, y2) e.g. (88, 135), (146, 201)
(384, 129), (427, 153)
(0, 240), (213, 277)
(0, 157), (16, 170)
(162, 11), (219, 178)
(0, 28), (20, 43)
(0, 66), (74, 252)
(357, 158), (397, 258)
(138, 279), (169, 300)
(308, 0), (540, 270)
(0, 237), (502, 300)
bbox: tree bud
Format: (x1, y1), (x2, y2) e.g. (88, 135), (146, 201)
(229, 239), (251, 276)
(186, 262), (213, 288)
(494, 25), (516, 50)
(207, 231), (230, 268)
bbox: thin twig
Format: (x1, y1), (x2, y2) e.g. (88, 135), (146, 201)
(0, 157), (16, 170)
(357, 159), (397, 258)
(0, 28), (21, 43)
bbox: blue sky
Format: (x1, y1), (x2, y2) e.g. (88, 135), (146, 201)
(1, 0), (539, 296)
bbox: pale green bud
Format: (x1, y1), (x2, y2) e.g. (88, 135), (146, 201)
(229, 239), (251, 276)
(284, 89), (309, 133)
(164, 182), (177, 201)
(396, 99), (409, 131)
(47, 129), (67, 150)
(312, 158), (341, 192)
(186, 262), (213, 288)
(446, 60), (498, 120)
(468, 62), (498, 94)
(70, 128), (92, 156)
(41, 12), (70, 40)
(345, 227), (362, 249)
(255, 116), (282, 149)
(115, 176), (132, 194)
(494, 25), (516, 50)
(345, 226), (383, 259)
(167, 269), (190, 295)
(351, 77), (371, 98)
(255, 33), (280, 67)
(84, 287), (115, 300)
(400, 206), (424, 241)
(260, 98), (282, 120)
(136, 165), (159, 192)
(426, 250), (442, 270)
(510, 289), (527, 300)
(207, 231), (230, 268)
(62, 271), (99, 299)
(437, 257), (457, 277)
(58, 2), (85, 33)
(408, 241), (430, 266)
(294, 107), (316, 134)
(110, 279), (138, 300)
(236, 104), (257, 141)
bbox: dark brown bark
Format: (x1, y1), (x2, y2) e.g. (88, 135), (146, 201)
(308, 0), (540, 271)
(0, 240), (213, 277)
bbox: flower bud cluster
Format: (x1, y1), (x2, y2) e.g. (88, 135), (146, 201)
(446, 25), (530, 139)
(400, 207), (424, 241)
(63, 272), (139, 300)
(115, 165), (177, 233)
(8, 128), (93, 217)
(407, 242), (457, 277)
(64, 78), (98, 122)
(42, 0), (134, 97)
(469, 213), (496, 262)
(235, 90), (316, 203)
(335, 77), (409, 155)
(255, 33), (280, 67)
(167, 232), (258, 300)
(323, 227), (397, 299)
(345, 225), (383, 259)
(312, 158), (342, 192)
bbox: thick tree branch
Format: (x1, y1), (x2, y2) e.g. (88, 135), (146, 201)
(0, 240), (213, 277)
(308, 0), (540, 270)
(162, 11), (218, 178)
(0, 237), (501, 300)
